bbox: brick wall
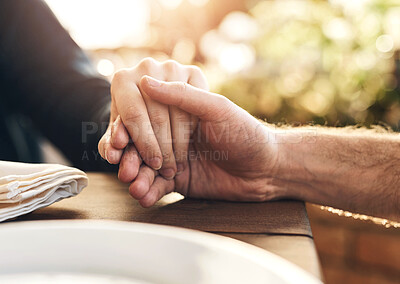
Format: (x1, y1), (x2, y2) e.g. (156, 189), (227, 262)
(307, 204), (400, 284)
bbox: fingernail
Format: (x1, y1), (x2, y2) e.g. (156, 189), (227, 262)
(148, 157), (162, 170)
(146, 76), (161, 87)
(160, 168), (176, 180)
(176, 163), (185, 175)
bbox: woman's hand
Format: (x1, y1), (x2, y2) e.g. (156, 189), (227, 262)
(98, 58), (208, 182)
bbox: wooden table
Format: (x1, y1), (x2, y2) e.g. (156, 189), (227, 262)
(15, 173), (322, 279)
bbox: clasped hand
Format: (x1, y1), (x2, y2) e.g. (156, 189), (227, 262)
(98, 58), (280, 207)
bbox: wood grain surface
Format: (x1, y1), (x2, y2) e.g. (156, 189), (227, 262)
(13, 173), (321, 278)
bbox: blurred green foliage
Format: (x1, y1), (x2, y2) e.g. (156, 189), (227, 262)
(216, 0), (400, 129)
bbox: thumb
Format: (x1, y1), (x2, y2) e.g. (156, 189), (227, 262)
(140, 75), (231, 121)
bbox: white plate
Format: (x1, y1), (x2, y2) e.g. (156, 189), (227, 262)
(0, 220), (321, 284)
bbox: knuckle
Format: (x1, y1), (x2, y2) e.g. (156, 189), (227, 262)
(245, 187), (267, 202)
(111, 70), (130, 95)
(187, 65), (209, 90)
(163, 60), (181, 72)
(216, 94), (230, 106)
(139, 141), (158, 157)
(143, 168), (154, 180)
(138, 57), (158, 70)
(211, 95), (234, 120)
(149, 110), (166, 126)
(188, 65), (202, 74)
(173, 111), (188, 122)
(112, 69), (129, 84)
(122, 106), (142, 124)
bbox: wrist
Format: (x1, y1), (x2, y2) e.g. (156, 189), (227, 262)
(269, 127), (318, 199)
(268, 127), (302, 178)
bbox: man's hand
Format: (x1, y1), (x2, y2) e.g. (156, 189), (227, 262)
(124, 76), (400, 223)
(128, 76), (283, 207)
(98, 58), (208, 182)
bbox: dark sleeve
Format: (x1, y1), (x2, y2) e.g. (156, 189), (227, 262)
(0, 0), (115, 171)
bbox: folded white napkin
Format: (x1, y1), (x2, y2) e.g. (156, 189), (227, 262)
(0, 161), (88, 222)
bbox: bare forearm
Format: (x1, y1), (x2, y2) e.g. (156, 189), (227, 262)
(275, 127), (400, 221)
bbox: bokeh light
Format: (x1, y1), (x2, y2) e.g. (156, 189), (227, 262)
(376, 35), (394, 53)
(218, 43), (255, 73)
(45, 0), (400, 130)
(213, 0), (400, 129)
(45, 0), (150, 49)
(323, 18), (353, 42)
(172, 38), (196, 64)
(97, 59), (115, 77)
(219, 11), (258, 42)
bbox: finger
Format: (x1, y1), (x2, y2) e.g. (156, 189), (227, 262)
(98, 127), (124, 164)
(111, 115), (130, 149)
(100, 99), (124, 162)
(98, 128), (110, 160)
(99, 96), (121, 161)
(139, 88), (177, 180)
(139, 176), (175, 208)
(132, 59), (176, 178)
(118, 144), (142, 183)
(140, 76), (231, 121)
(169, 107), (191, 175)
(109, 97), (119, 122)
(128, 165), (157, 200)
(170, 66), (208, 173)
(187, 65), (209, 91)
(112, 71), (163, 170)
(162, 61), (191, 175)
(186, 67), (206, 133)
(105, 144), (124, 164)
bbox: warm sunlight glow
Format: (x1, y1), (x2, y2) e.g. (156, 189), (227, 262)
(172, 38), (196, 64)
(158, 0), (183, 10)
(219, 12), (258, 42)
(218, 43), (255, 73)
(188, 0), (210, 7)
(45, 0), (150, 49)
(322, 18), (353, 41)
(97, 59), (115, 77)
